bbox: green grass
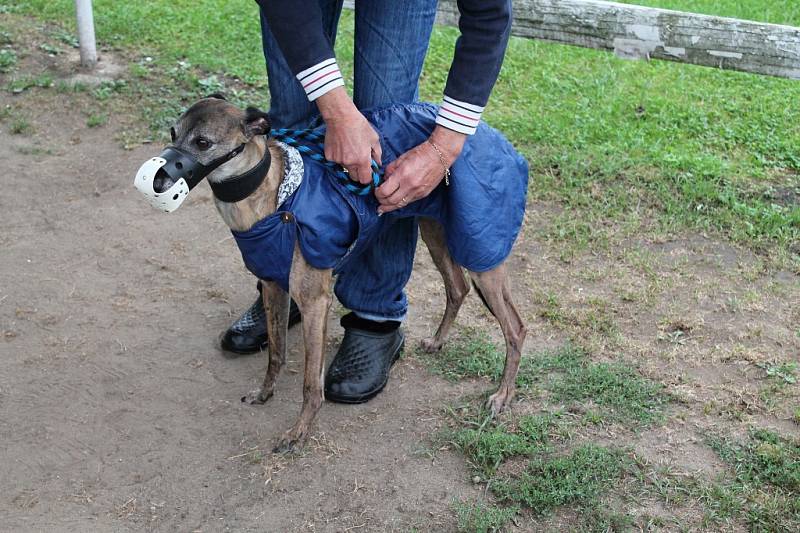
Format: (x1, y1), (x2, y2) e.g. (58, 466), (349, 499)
(617, 1), (800, 25)
(549, 361), (667, 425)
(422, 328), (666, 425)
(709, 429), (800, 491)
(642, 428), (800, 530)
(449, 412), (559, 476)
(421, 327), (584, 388)
(430, 329), (667, 526)
(86, 113), (107, 128)
(492, 444), (630, 515)
(6, 73), (53, 93)
(0, 48), (16, 72)
(9, 117), (31, 134)
(8, 0), (800, 258)
(453, 500), (519, 533)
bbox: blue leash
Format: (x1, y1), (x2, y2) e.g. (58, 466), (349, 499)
(270, 128), (383, 196)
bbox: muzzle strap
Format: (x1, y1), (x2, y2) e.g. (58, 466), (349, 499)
(157, 143), (246, 192)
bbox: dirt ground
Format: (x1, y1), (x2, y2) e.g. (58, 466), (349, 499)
(1, 16), (799, 533)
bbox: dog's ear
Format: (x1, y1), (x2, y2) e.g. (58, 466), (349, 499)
(205, 92), (227, 100)
(243, 106), (271, 139)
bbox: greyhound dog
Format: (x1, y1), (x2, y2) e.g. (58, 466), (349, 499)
(134, 96), (528, 453)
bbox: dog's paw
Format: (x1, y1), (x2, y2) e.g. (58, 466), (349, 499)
(241, 388), (273, 405)
(272, 428), (307, 454)
(486, 387), (514, 417)
(419, 337), (444, 353)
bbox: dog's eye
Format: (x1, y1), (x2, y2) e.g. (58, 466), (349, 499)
(169, 127), (176, 142)
(195, 137), (212, 151)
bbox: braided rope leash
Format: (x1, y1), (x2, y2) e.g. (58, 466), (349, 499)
(270, 128), (382, 196)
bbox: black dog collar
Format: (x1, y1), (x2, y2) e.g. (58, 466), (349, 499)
(208, 146), (272, 203)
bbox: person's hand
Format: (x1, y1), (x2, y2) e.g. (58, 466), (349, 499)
(375, 126), (466, 214)
(316, 87), (381, 185)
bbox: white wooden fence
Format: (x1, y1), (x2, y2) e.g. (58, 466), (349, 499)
(438, 0), (800, 79)
(345, 0), (800, 80)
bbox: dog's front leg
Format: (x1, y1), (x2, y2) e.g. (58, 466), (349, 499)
(242, 280), (289, 404)
(273, 246), (332, 453)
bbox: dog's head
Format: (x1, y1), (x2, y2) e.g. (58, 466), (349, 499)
(134, 94), (271, 212)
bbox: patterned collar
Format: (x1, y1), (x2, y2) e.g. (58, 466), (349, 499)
(276, 141), (304, 207)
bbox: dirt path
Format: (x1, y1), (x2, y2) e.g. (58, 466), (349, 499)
(0, 81), (503, 530)
(2, 15), (799, 533)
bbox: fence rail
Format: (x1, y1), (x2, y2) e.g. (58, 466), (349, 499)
(346, 0), (800, 80)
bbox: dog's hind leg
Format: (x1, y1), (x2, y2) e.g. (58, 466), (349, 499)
(469, 265), (527, 416)
(274, 246), (333, 453)
(418, 218), (470, 353)
(242, 280), (289, 405)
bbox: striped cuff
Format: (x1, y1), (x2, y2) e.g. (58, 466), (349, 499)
(296, 58), (344, 101)
(435, 96), (484, 135)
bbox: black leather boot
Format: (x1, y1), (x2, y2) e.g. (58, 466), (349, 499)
(324, 313), (404, 404)
(220, 296), (301, 355)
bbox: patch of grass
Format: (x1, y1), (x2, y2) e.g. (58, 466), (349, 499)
(694, 480), (748, 525)
(86, 113), (108, 128)
(453, 499), (519, 533)
(422, 328), (665, 425)
(549, 361), (667, 425)
(52, 28), (78, 47)
(54, 80), (87, 93)
(9, 117), (32, 134)
(92, 79), (127, 101)
(422, 327), (505, 383)
(6, 74), (53, 93)
(709, 429), (800, 491)
(0, 48), (17, 72)
(38, 42), (60, 55)
(756, 361), (798, 412)
(430, 332), (666, 525)
(0, 4), (23, 14)
(649, 429), (800, 530)
(448, 411), (559, 476)
(493, 444), (630, 515)
(534, 292), (618, 338)
(15, 145), (53, 156)
(758, 361), (798, 385)
(580, 506), (637, 532)
(617, 1), (800, 25)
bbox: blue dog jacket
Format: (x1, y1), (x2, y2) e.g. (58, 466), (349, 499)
(231, 103), (529, 292)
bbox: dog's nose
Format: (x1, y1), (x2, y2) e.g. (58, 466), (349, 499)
(152, 168), (176, 193)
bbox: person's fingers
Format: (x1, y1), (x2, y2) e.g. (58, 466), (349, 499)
(384, 158), (399, 177)
(375, 173), (400, 202)
(382, 183), (409, 207)
(350, 158), (373, 185)
(377, 188), (408, 215)
(371, 141), (382, 167)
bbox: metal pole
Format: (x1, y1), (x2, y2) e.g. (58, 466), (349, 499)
(75, 0), (97, 68)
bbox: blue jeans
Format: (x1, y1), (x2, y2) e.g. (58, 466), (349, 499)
(259, 0), (437, 321)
